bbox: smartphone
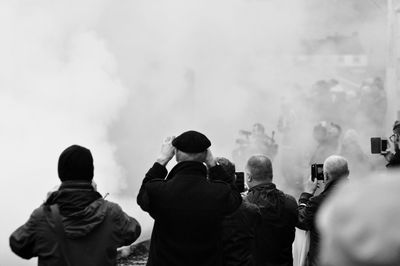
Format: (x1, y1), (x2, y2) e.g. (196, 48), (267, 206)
(311, 164), (324, 182)
(371, 137), (387, 154)
(234, 172), (245, 193)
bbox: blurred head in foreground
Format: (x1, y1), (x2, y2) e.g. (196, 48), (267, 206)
(317, 173), (400, 266)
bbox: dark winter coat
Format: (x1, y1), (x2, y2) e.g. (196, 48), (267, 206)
(246, 183), (298, 266)
(222, 199), (261, 266)
(297, 179), (345, 266)
(137, 161), (242, 266)
(9, 181), (141, 266)
(387, 151), (400, 168)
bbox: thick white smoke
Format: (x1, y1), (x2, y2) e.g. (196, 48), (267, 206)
(0, 0), (389, 265)
(0, 1), (131, 265)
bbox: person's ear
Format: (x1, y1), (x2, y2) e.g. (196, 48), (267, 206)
(324, 172), (330, 182)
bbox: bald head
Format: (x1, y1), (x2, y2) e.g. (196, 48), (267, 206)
(246, 155), (273, 183)
(323, 155), (349, 182)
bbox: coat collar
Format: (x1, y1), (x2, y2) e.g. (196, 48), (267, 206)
(248, 182), (276, 193)
(322, 177), (348, 195)
(167, 161), (208, 179)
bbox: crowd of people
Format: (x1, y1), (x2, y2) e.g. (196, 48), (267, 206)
(8, 122), (400, 265)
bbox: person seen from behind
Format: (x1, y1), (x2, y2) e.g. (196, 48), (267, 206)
(297, 155), (349, 266)
(217, 157), (261, 266)
(10, 144), (141, 266)
(245, 155), (298, 266)
(137, 131), (242, 266)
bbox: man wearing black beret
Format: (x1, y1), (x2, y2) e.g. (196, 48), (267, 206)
(137, 130), (242, 266)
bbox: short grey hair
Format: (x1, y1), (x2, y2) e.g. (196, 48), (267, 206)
(323, 155), (349, 180)
(246, 155), (273, 181)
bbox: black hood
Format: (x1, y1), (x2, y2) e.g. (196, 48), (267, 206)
(45, 181), (105, 239)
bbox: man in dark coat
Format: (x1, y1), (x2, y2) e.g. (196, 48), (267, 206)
(297, 155), (349, 266)
(217, 157), (261, 266)
(9, 145), (141, 266)
(382, 120), (400, 168)
(137, 131), (242, 266)
(245, 155), (298, 266)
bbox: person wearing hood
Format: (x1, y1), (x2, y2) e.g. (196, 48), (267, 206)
(297, 155), (349, 266)
(9, 145), (141, 266)
(137, 131), (242, 266)
(245, 155), (298, 266)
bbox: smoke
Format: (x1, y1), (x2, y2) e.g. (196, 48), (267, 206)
(0, 1), (131, 265)
(1, 0), (389, 265)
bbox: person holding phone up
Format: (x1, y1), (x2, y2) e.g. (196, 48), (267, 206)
(297, 155), (349, 266)
(381, 120), (400, 168)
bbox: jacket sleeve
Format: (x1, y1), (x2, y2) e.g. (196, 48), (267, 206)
(223, 190), (242, 215)
(9, 209), (41, 259)
(208, 164), (232, 183)
(137, 162), (168, 212)
(297, 192), (317, 230)
(387, 151), (400, 167)
(113, 204), (142, 247)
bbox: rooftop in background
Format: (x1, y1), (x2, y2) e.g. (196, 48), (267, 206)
(300, 33), (366, 55)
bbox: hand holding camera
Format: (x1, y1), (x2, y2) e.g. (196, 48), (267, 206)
(304, 177), (320, 195)
(205, 149), (217, 168)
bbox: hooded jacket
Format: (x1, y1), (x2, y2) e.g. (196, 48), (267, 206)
(246, 183), (298, 266)
(9, 181), (141, 266)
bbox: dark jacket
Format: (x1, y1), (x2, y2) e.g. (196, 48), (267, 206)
(387, 151), (400, 168)
(222, 199), (261, 266)
(246, 183), (298, 266)
(9, 181), (141, 266)
(137, 161), (242, 266)
(297, 179), (344, 266)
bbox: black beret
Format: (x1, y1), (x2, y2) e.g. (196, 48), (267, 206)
(172, 130), (211, 153)
(58, 145), (94, 182)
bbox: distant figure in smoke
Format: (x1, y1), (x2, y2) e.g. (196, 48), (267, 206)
(309, 121), (341, 166)
(137, 131), (242, 266)
(358, 77), (387, 137)
(317, 174), (400, 266)
(245, 155), (298, 266)
(218, 157), (261, 266)
(307, 80), (335, 122)
(233, 123), (278, 171)
(340, 129), (372, 177)
(9, 145), (141, 266)
(232, 136), (251, 172)
(277, 97), (297, 143)
(297, 155), (349, 266)
(248, 123), (278, 159)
